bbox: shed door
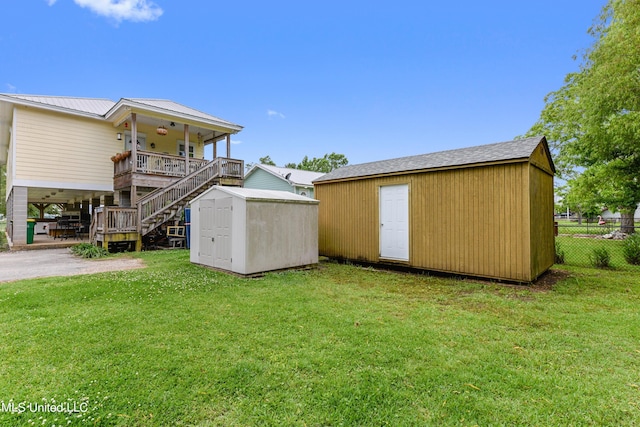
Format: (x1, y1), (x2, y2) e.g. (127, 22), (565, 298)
(379, 184), (409, 261)
(213, 197), (233, 270)
(198, 199), (215, 266)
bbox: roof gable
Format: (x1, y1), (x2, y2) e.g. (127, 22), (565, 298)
(246, 164), (324, 187)
(314, 137), (553, 183)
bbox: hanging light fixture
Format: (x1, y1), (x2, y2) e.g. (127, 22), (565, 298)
(156, 125), (168, 136)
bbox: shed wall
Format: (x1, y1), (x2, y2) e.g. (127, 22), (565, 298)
(245, 201), (318, 275)
(528, 164), (555, 279)
(316, 162), (538, 281)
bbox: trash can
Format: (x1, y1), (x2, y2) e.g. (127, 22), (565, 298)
(27, 218), (36, 244)
(185, 208), (191, 249)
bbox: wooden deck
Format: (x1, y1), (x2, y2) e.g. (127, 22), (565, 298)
(113, 151), (211, 190)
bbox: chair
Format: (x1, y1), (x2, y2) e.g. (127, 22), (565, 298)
(167, 226), (186, 248)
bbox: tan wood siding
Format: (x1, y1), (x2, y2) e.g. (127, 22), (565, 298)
(317, 162), (541, 282)
(13, 107), (120, 186)
(529, 164), (555, 279)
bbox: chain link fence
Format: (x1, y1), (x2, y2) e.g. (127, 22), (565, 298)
(555, 220), (640, 270)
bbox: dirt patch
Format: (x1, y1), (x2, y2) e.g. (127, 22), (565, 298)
(531, 269), (571, 291)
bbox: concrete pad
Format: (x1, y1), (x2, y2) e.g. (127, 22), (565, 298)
(0, 248), (144, 283)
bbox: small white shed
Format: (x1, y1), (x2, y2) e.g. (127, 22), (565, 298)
(189, 186), (319, 275)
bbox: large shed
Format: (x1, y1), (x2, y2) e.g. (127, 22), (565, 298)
(189, 186), (319, 275)
(313, 137), (555, 283)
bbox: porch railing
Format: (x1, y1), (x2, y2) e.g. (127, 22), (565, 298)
(113, 150), (209, 177)
(93, 206), (138, 234)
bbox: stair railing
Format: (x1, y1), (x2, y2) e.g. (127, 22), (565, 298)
(136, 157), (243, 235)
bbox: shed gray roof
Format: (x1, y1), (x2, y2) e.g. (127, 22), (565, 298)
(313, 137), (549, 183)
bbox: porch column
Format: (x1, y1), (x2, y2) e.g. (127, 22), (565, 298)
(9, 186), (28, 245)
(131, 113), (137, 205)
(213, 139), (217, 159)
(131, 113), (138, 165)
(184, 124), (190, 174)
(226, 134), (231, 158)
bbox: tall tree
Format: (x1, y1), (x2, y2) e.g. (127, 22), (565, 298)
(527, 0), (640, 232)
(251, 153), (348, 173)
(296, 152), (348, 173)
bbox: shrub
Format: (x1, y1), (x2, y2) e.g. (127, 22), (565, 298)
(622, 233), (640, 265)
(589, 247), (611, 269)
(554, 241), (565, 264)
(71, 243), (109, 259)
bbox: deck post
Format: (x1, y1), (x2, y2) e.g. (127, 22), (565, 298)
(131, 113), (138, 205)
(226, 134), (231, 158)
(184, 124), (190, 174)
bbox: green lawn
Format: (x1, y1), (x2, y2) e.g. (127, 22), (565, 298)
(0, 250), (639, 426)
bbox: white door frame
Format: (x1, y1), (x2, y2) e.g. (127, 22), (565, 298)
(379, 184), (409, 261)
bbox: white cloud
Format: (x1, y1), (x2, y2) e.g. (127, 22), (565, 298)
(72, 0), (163, 23)
(6, 83), (18, 93)
(267, 109), (285, 119)
(45, 0), (58, 5)
(231, 139), (242, 145)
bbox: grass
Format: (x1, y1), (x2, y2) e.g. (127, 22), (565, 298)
(0, 220), (7, 251)
(555, 236), (640, 270)
(0, 251), (639, 426)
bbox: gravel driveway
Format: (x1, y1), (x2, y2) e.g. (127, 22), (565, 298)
(0, 248), (145, 283)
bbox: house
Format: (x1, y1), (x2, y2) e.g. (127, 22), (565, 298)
(244, 164), (323, 198)
(313, 136), (556, 283)
(0, 94), (243, 249)
(189, 186), (319, 275)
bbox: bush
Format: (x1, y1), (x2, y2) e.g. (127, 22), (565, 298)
(71, 243), (109, 259)
(589, 247), (611, 269)
(622, 233), (640, 265)
(554, 241), (565, 264)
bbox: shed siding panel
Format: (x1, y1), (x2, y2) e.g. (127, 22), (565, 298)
(317, 162), (536, 281)
(13, 107), (120, 186)
(529, 165), (555, 279)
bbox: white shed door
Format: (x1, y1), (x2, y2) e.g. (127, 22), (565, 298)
(198, 199), (215, 266)
(379, 184), (409, 261)
(213, 197), (233, 270)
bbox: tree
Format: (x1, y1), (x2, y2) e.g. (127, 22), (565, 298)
(527, 0), (640, 233)
(259, 155), (276, 166)
(295, 152), (348, 173)
(250, 153), (349, 173)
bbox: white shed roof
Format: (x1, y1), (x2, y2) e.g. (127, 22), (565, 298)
(192, 186), (319, 204)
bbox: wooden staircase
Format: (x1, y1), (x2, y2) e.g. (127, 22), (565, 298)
(92, 157), (243, 250)
(137, 157), (242, 236)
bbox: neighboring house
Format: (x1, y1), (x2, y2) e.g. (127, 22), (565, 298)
(600, 204), (640, 221)
(313, 136), (556, 283)
(244, 164), (323, 198)
(0, 94), (243, 248)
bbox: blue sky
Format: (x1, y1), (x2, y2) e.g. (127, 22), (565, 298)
(2, 0), (605, 166)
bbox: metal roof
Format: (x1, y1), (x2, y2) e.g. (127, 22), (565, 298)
(0, 94), (242, 130)
(0, 94), (115, 117)
(246, 164), (325, 187)
(313, 137), (550, 183)
(121, 99), (241, 128)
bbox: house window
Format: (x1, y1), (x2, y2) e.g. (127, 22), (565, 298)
(177, 141), (195, 158)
